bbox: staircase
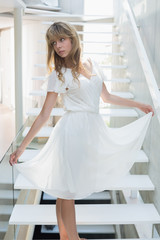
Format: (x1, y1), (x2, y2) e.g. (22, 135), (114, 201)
(4, 4), (160, 240)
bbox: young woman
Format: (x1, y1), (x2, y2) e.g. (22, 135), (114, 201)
(9, 22), (154, 240)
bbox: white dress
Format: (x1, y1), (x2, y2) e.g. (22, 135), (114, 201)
(15, 59), (152, 200)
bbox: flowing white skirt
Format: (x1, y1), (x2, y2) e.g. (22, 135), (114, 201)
(15, 111), (152, 199)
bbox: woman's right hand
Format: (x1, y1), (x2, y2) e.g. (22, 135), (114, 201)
(9, 147), (25, 166)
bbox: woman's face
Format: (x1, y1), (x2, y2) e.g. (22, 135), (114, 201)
(52, 37), (72, 58)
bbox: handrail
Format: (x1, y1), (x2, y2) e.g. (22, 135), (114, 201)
(123, 0), (160, 123)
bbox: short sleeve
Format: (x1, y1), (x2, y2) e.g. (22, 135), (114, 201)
(91, 59), (105, 83)
(46, 70), (67, 93)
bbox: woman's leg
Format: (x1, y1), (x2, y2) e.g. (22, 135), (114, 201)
(60, 199), (79, 240)
(56, 198), (87, 240)
(56, 198), (69, 240)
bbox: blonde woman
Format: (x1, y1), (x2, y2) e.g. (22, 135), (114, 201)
(9, 22), (154, 240)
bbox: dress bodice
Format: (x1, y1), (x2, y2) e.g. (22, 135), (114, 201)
(46, 59), (104, 113)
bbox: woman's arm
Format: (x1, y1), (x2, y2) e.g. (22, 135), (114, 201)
(9, 92), (58, 165)
(101, 82), (154, 115)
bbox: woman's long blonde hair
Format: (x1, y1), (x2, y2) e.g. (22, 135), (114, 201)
(45, 21), (82, 83)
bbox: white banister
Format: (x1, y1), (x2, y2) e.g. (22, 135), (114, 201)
(123, 0), (160, 123)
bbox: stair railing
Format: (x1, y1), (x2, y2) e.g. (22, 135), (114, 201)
(123, 0), (160, 122)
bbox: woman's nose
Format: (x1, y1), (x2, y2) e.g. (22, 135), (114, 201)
(56, 41), (62, 48)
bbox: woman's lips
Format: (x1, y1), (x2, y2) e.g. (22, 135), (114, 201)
(59, 50), (65, 55)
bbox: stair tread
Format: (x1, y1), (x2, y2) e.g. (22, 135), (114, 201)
(105, 78), (131, 83)
(0, 221), (8, 231)
(77, 31), (119, 35)
(23, 108), (138, 137)
(81, 41), (121, 44)
(34, 63), (127, 69)
(42, 191), (111, 201)
(26, 107), (138, 117)
(38, 40), (121, 45)
(9, 204), (160, 225)
(26, 5), (60, 11)
(110, 92), (134, 98)
(36, 51), (124, 56)
(16, 149), (148, 163)
(42, 21), (116, 26)
(100, 108), (138, 117)
(41, 224), (115, 233)
(0, 205), (13, 214)
(0, 190), (19, 199)
(22, 126), (54, 137)
(41, 30), (118, 35)
(100, 64), (127, 69)
(83, 52), (124, 56)
(29, 90), (134, 99)
(14, 174), (154, 190)
(31, 76), (131, 83)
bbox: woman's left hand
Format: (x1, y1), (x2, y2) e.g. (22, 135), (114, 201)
(138, 103), (154, 116)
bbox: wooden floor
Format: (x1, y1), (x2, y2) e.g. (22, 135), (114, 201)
(0, 104), (15, 162)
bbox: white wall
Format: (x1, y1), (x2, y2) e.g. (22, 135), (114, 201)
(0, 28), (14, 109)
(113, 0), (160, 235)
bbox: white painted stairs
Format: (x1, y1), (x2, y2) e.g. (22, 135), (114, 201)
(9, 203), (160, 225)
(8, 18), (160, 239)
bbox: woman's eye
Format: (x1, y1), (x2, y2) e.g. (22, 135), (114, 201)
(51, 42), (56, 46)
(60, 38), (65, 42)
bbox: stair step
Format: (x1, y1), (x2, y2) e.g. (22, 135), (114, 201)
(22, 126), (54, 137)
(42, 21), (116, 27)
(14, 174), (154, 191)
(38, 39), (121, 45)
(0, 205), (13, 215)
(41, 191), (111, 205)
(25, 5), (61, 11)
(34, 63), (127, 69)
(83, 52), (124, 56)
(81, 40), (121, 45)
(100, 64), (127, 69)
(26, 107), (138, 118)
(29, 90), (134, 99)
(43, 224), (114, 233)
(31, 76), (131, 83)
(109, 92), (134, 98)
(0, 221), (8, 239)
(9, 204), (160, 225)
(77, 31), (119, 35)
(23, 109), (138, 137)
(33, 225), (116, 240)
(38, 224), (115, 238)
(0, 190), (20, 204)
(100, 108), (138, 117)
(137, 149), (149, 162)
(0, 183), (13, 190)
(36, 51), (124, 56)
(26, 107), (64, 116)
(0, 221), (8, 231)
(41, 30), (119, 35)
(17, 149), (148, 164)
(42, 191), (111, 201)
(38, 14), (114, 20)
(0, 205), (13, 221)
(105, 78), (131, 83)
